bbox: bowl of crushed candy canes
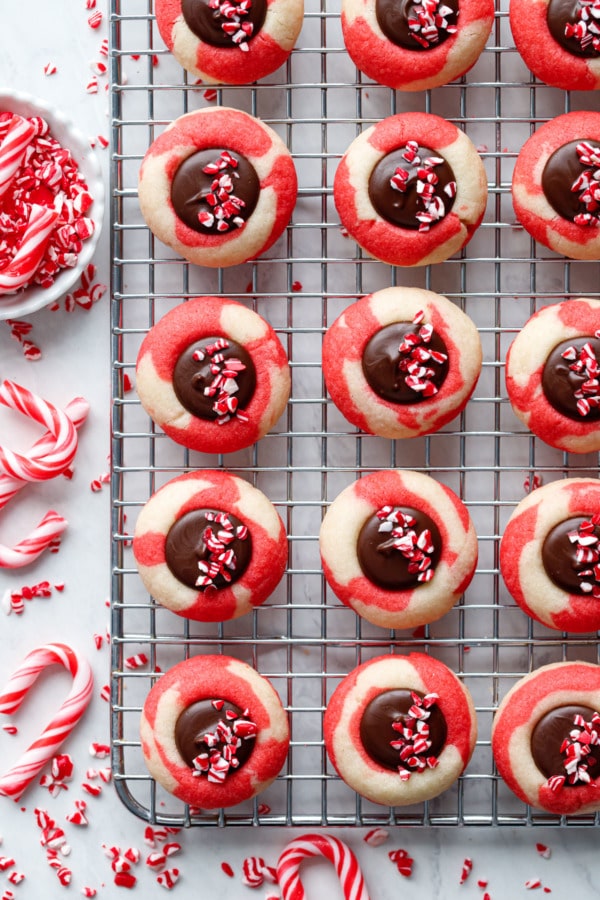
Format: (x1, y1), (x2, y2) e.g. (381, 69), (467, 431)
(0, 88), (104, 320)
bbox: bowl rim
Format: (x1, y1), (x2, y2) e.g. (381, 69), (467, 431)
(0, 88), (105, 320)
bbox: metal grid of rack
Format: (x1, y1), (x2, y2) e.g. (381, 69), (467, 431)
(109, 0), (600, 827)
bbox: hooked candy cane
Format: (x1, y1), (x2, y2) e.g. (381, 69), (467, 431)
(0, 115), (36, 201)
(277, 834), (371, 900)
(0, 509), (67, 568)
(0, 643), (93, 800)
(0, 384), (88, 509)
(0, 204), (58, 296)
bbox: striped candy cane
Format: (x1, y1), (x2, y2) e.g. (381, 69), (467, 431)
(0, 509), (67, 568)
(0, 384), (88, 509)
(0, 115), (36, 201)
(0, 204), (58, 295)
(277, 834), (372, 900)
(0, 643), (94, 800)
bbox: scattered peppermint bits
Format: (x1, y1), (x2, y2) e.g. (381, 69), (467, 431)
(207, 0), (255, 50)
(191, 702), (257, 782)
(395, 309), (448, 397)
(459, 857), (473, 884)
(195, 511), (250, 590)
(384, 691), (441, 779)
(572, 142), (600, 226)
(241, 856), (278, 887)
(87, 9), (103, 28)
(388, 848), (414, 878)
(198, 151), (246, 232)
(390, 140), (457, 232)
(407, 0), (458, 48)
(43, 63), (58, 76)
(545, 709), (600, 790)
(561, 338), (600, 416)
(569, 515), (600, 596)
(363, 827), (389, 847)
(3, 580), (62, 615)
(536, 843), (552, 860)
(192, 338), (251, 425)
(375, 505), (438, 584)
(203, 88), (218, 102)
(564, 1), (600, 53)
(124, 653), (149, 670)
(523, 473), (543, 493)
(4, 318), (42, 359)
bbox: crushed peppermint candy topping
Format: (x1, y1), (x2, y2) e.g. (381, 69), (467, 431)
(195, 511), (250, 590)
(572, 141), (600, 226)
(564, 0), (600, 54)
(192, 338), (250, 425)
(389, 140), (456, 232)
(198, 150), (246, 231)
(208, 0), (255, 50)
(561, 336), (600, 416)
(375, 505), (437, 583)
(191, 703), (257, 783)
(388, 691), (441, 780)
(408, 0), (458, 49)
(396, 309), (448, 398)
(569, 514), (600, 596)
(545, 709), (600, 791)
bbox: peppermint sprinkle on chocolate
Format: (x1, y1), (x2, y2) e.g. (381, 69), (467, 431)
(564, 0), (600, 54)
(408, 0), (458, 48)
(561, 336), (600, 416)
(389, 141), (457, 232)
(192, 703), (257, 783)
(572, 141), (600, 226)
(545, 710), (600, 791)
(568, 514), (600, 597)
(195, 511), (250, 590)
(192, 337), (250, 425)
(198, 151), (246, 231)
(207, 0), (254, 49)
(375, 505), (437, 583)
(388, 691), (441, 780)
(397, 309), (448, 397)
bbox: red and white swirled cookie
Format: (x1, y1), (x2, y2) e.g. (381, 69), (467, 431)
(138, 107), (297, 267)
(505, 298), (600, 454)
(510, 0), (600, 91)
(342, 0), (494, 91)
(155, 0), (303, 84)
(323, 653), (477, 806)
(512, 111), (600, 260)
(333, 113), (488, 267)
(500, 477), (600, 633)
(319, 469), (478, 629)
(136, 297), (290, 454)
(492, 662), (600, 814)
(133, 470), (288, 622)
(140, 654), (289, 809)
(322, 287), (482, 439)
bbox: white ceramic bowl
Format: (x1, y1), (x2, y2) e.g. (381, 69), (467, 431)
(0, 89), (105, 320)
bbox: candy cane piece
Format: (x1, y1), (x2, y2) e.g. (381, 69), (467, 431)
(0, 643), (93, 799)
(0, 204), (58, 295)
(0, 115), (36, 201)
(0, 392), (88, 510)
(277, 834), (371, 900)
(0, 509), (67, 569)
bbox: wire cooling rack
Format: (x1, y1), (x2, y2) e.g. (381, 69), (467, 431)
(109, 0), (600, 827)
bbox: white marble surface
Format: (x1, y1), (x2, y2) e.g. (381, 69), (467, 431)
(1, 1), (600, 898)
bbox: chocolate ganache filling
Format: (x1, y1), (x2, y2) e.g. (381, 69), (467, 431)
(375, 0), (459, 51)
(175, 698), (257, 778)
(547, 0), (600, 58)
(173, 336), (256, 422)
(368, 142), (457, 231)
(165, 508), (252, 590)
(541, 139), (600, 225)
(357, 505), (442, 590)
(542, 515), (600, 596)
(182, 0), (267, 49)
(542, 336), (600, 421)
(360, 689), (447, 772)
(170, 148), (260, 234)
(362, 315), (449, 404)
(531, 705), (600, 785)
